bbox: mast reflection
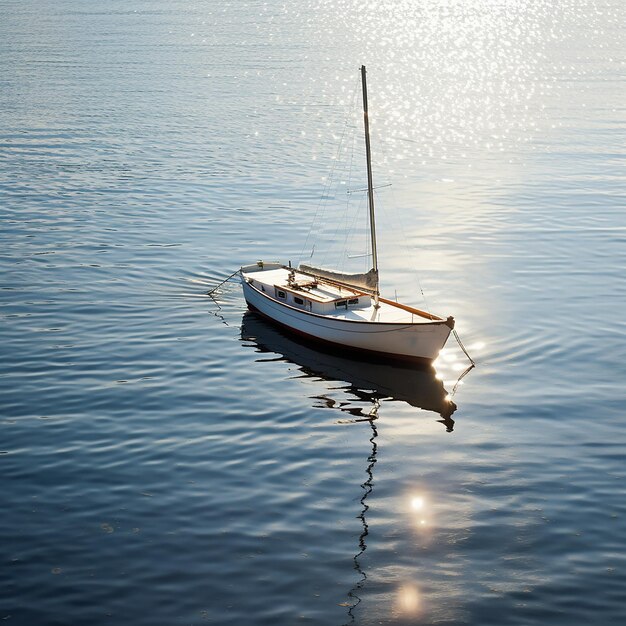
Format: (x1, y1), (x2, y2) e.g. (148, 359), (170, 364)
(346, 406), (378, 624)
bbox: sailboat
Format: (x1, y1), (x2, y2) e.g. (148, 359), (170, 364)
(240, 65), (454, 364)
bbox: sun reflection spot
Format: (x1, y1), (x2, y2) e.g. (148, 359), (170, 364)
(396, 583), (420, 615)
(411, 496), (424, 511)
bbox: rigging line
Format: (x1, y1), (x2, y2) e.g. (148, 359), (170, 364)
(331, 130), (357, 271)
(316, 84), (359, 268)
(381, 174), (431, 314)
(341, 193), (367, 272)
(299, 78), (360, 266)
(347, 183), (392, 194)
(340, 119), (358, 269)
(299, 134), (339, 264)
(373, 130), (432, 316)
(322, 115), (359, 270)
(364, 192), (371, 272)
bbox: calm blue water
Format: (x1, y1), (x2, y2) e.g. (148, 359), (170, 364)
(1, 1), (625, 624)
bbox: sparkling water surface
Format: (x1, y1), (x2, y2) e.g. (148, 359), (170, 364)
(1, 1), (625, 624)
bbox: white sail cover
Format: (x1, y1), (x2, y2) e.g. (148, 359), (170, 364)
(299, 264), (378, 292)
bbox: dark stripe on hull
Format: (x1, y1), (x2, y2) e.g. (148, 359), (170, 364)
(246, 302), (435, 366)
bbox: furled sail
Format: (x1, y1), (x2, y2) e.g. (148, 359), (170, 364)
(299, 264), (379, 292)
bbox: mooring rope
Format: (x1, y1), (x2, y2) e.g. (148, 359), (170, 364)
(450, 329), (476, 396)
(206, 269), (241, 296)
(453, 329), (475, 367)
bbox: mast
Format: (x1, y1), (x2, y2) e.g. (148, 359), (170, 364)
(361, 65), (380, 306)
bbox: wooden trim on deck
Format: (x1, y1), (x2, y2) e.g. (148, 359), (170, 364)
(378, 296), (443, 321)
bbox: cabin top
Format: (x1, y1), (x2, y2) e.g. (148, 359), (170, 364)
(244, 267), (363, 303)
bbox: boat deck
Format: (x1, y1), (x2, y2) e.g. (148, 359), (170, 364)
(242, 265), (441, 324)
(325, 302), (418, 323)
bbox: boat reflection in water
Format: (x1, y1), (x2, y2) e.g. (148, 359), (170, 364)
(241, 310), (463, 623)
(240, 311), (457, 430)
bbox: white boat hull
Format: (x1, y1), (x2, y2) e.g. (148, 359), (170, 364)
(241, 278), (452, 363)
